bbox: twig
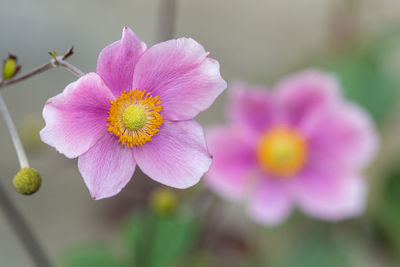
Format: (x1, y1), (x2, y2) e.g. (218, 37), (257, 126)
(0, 180), (53, 267)
(0, 46), (84, 89)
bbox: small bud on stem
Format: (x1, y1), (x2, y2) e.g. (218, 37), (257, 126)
(13, 168), (41, 195)
(2, 54), (21, 80)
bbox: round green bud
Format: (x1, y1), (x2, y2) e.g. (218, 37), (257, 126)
(13, 168), (41, 195)
(150, 188), (178, 215)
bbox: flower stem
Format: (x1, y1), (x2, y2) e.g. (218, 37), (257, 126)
(0, 180), (53, 267)
(0, 93), (29, 168)
(0, 46), (83, 267)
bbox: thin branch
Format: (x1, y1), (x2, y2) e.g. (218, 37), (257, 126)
(0, 62), (54, 87)
(0, 180), (53, 267)
(54, 58), (84, 77)
(0, 46), (84, 89)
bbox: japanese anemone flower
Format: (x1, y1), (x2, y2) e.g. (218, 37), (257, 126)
(40, 27), (226, 199)
(206, 70), (378, 225)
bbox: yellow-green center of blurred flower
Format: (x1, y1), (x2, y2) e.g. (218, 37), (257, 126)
(256, 127), (307, 177)
(123, 105), (147, 130)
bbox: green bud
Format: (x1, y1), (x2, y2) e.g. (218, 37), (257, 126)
(150, 188), (178, 215)
(13, 168), (41, 195)
(2, 54), (20, 80)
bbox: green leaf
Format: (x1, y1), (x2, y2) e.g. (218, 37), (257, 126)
(148, 214), (199, 267)
(122, 214), (154, 266)
(273, 227), (349, 267)
(122, 212), (199, 267)
(59, 245), (115, 267)
(374, 163), (400, 262)
(175, 252), (216, 267)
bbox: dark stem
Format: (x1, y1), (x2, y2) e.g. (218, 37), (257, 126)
(0, 181), (53, 267)
(157, 0), (177, 42)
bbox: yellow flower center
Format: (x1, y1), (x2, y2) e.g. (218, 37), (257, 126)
(256, 127), (307, 177)
(107, 89), (164, 148)
(122, 105), (147, 130)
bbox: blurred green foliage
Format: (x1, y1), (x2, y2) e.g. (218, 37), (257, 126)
(123, 213), (198, 267)
(60, 246), (115, 267)
(272, 230), (349, 267)
(60, 210), (199, 267)
(318, 31), (400, 124)
(375, 161), (400, 263)
(320, 53), (397, 123)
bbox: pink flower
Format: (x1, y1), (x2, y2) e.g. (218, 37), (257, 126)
(40, 27), (226, 199)
(206, 70), (378, 225)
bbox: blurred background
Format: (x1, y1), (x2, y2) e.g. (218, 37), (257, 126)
(2, 0), (400, 266)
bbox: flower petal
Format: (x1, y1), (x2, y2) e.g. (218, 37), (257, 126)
(247, 179), (292, 226)
(228, 83), (277, 133)
(206, 126), (258, 200)
(133, 120), (211, 188)
(294, 167), (367, 221)
(96, 26), (147, 96)
(306, 103), (378, 170)
(40, 73), (113, 158)
(132, 38), (226, 120)
(78, 133), (136, 200)
(277, 70), (340, 127)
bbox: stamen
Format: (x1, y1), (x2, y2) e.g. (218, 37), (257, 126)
(107, 89), (164, 148)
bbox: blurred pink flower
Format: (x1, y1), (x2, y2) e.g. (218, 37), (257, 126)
(206, 70), (378, 225)
(40, 27), (226, 199)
